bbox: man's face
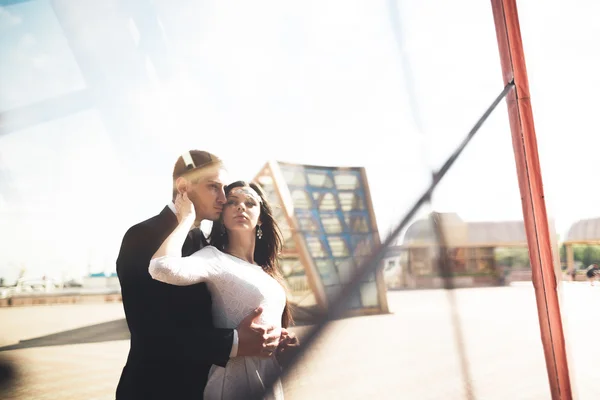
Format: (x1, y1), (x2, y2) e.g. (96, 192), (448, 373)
(185, 167), (228, 222)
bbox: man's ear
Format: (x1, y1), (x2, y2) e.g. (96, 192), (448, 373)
(175, 177), (188, 195)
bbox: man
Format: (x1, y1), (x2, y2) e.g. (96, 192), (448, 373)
(586, 263), (600, 286)
(116, 150), (295, 399)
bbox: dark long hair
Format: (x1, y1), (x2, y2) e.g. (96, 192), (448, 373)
(209, 181), (293, 327)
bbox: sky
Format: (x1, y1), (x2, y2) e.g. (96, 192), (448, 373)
(0, 0), (599, 282)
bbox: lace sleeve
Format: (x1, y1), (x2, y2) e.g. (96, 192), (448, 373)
(149, 246), (222, 286)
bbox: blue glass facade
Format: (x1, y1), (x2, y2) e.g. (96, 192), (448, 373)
(256, 162), (385, 312)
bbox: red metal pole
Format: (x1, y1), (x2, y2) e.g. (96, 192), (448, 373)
(490, 1), (572, 399)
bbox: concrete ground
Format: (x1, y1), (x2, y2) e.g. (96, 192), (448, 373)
(1, 283), (599, 399)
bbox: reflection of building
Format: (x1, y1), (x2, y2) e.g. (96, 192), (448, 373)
(383, 213), (534, 289)
(564, 217), (600, 272)
(254, 161), (388, 316)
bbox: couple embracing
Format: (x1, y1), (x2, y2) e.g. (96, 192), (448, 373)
(115, 150), (298, 399)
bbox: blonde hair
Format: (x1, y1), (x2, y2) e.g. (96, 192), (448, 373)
(171, 150), (224, 199)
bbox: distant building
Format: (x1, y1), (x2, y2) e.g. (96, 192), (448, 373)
(382, 213), (542, 289)
(564, 217), (600, 273)
(83, 272), (120, 289)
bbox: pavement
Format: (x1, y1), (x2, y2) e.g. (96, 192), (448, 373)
(1, 283), (600, 399)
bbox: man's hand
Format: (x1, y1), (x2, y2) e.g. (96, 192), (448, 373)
(237, 307), (280, 358)
(275, 328), (300, 367)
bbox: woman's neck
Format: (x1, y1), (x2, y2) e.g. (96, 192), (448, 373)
(224, 230), (256, 264)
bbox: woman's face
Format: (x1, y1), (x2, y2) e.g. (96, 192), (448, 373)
(222, 186), (262, 233)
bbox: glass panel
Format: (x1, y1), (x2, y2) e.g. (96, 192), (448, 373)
(256, 173), (273, 187)
(314, 259), (339, 286)
(290, 189), (312, 209)
(333, 172), (360, 190)
(273, 206), (285, 221)
(359, 282), (379, 307)
(281, 229), (296, 251)
(324, 285), (342, 302)
(335, 258), (355, 284)
(339, 192), (365, 211)
(276, 213), (290, 231)
(350, 235), (374, 256)
(306, 171), (334, 188)
(345, 292), (362, 309)
(327, 236), (349, 258)
(345, 214), (370, 233)
(283, 236), (296, 251)
(281, 167), (307, 187)
(324, 284), (361, 310)
(313, 191), (337, 211)
(320, 214), (343, 234)
(0, 109), (120, 280)
(0, 1), (87, 112)
(281, 257), (314, 306)
(256, 175), (280, 207)
(265, 191), (278, 206)
(296, 214), (319, 232)
(351, 257), (375, 282)
(365, 271), (376, 282)
(280, 258), (298, 277)
(304, 236), (327, 258)
(4, 0), (575, 398)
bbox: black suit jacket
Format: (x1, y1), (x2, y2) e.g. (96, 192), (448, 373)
(115, 207), (234, 400)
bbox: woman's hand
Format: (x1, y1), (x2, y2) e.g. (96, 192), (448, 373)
(175, 192), (196, 225)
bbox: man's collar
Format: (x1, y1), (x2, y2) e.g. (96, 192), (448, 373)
(167, 201), (176, 215)
(166, 202), (201, 233)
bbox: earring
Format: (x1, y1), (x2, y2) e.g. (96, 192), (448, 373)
(257, 225), (263, 240)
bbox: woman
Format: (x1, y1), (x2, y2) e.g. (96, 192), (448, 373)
(149, 181), (292, 399)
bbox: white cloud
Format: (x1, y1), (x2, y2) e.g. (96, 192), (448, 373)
(18, 32), (36, 47)
(0, 6), (22, 28)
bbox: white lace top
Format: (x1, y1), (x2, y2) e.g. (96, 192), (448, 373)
(149, 245), (285, 399)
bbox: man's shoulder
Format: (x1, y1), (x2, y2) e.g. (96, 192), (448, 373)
(124, 216), (156, 239)
(123, 208), (173, 241)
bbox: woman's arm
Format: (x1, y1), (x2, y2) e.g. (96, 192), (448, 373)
(149, 248), (220, 286)
(152, 192), (196, 260)
(149, 192), (220, 285)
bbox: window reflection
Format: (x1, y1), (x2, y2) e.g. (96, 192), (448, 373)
(0, 109), (123, 282)
(0, 0), (86, 112)
(327, 236), (349, 258)
(333, 172), (360, 190)
(281, 166), (306, 187)
(305, 236), (327, 258)
(320, 214), (343, 234)
(306, 171), (334, 188)
(291, 189), (312, 209)
(339, 192), (365, 211)
(313, 191), (337, 211)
